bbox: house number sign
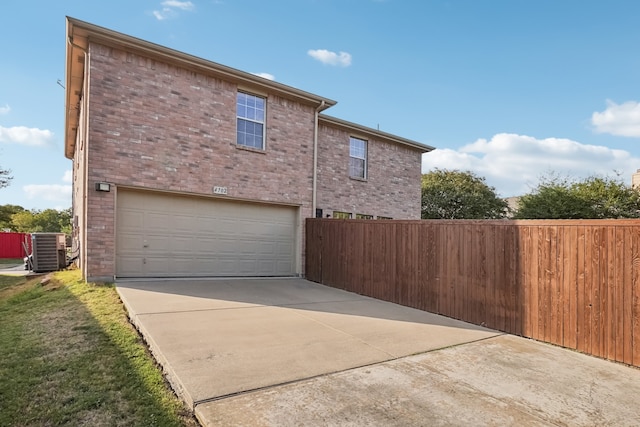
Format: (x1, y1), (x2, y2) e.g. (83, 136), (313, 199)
(213, 186), (228, 195)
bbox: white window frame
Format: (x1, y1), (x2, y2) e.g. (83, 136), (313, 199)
(237, 91), (266, 150)
(349, 136), (367, 179)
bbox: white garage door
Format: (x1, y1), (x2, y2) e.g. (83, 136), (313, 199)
(116, 190), (298, 277)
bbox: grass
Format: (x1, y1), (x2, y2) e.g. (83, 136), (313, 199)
(0, 269), (199, 426)
(0, 257), (23, 266)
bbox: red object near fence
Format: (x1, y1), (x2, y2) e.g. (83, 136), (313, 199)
(0, 232), (32, 258)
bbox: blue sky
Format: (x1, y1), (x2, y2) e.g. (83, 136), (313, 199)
(2, 0), (640, 210)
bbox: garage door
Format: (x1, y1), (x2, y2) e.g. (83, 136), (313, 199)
(116, 190), (298, 277)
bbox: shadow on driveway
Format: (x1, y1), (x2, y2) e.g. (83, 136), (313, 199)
(116, 278), (640, 427)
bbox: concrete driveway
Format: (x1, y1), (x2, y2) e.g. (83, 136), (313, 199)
(116, 278), (640, 426)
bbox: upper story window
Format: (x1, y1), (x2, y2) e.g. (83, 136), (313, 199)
(237, 92), (265, 150)
(349, 137), (367, 179)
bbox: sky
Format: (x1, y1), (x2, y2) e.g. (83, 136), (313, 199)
(1, 0), (640, 211)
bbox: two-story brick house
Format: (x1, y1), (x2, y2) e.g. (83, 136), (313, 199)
(65, 17), (433, 282)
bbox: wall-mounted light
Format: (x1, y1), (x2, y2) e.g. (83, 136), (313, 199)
(95, 182), (111, 192)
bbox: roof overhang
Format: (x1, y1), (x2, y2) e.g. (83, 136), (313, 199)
(64, 17), (337, 159)
(318, 114), (434, 153)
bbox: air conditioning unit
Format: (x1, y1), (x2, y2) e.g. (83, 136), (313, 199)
(31, 233), (67, 273)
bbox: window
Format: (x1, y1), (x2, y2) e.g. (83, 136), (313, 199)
(356, 213), (373, 219)
(237, 92), (265, 149)
(349, 137), (367, 179)
(377, 216), (392, 220)
(333, 211), (352, 219)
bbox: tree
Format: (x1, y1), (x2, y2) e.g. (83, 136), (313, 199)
(10, 208), (72, 233)
(0, 165), (12, 189)
(421, 169), (509, 219)
(514, 174), (640, 219)
(0, 204), (25, 230)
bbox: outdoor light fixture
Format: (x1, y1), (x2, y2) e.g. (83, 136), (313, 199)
(95, 182), (111, 192)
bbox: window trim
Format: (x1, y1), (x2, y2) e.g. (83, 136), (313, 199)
(332, 211), (352, 219)
(355, 213), (373, 219)
(349, 136), (367, 180)
(236, 91), (266, 150)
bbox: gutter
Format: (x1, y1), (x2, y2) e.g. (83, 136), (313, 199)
(312, 100), (326, 217)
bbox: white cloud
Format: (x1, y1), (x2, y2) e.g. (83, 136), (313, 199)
(422, 133), (639, 197)
(591, 100), (640, 137)
(0, 104), (10, 115)
(153, 0), (195, 20)
(161, 0), (195, 10)
(307, 49), (352, 67)
(0, 125), (54, 146)
(63, 170), (73, 183)
(252, 72), (275, 81)
(153, 8), (174, 20)
(23, 184), (72, 202)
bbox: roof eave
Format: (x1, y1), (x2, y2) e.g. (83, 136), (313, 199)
(318, 114), (434, 153)
(64, 17), (337, 159)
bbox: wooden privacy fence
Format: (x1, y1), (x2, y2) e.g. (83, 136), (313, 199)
(306, 219), (640, 368)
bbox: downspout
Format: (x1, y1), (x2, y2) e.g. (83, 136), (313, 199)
(67, 35), (88, 279)
(81, 52), (89, 281)
(312, 100), (325, 217)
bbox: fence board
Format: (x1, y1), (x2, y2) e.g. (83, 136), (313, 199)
(547, 226), (555, 344)
(591, 227), (602, 358)
(624, 229), (634, 365)
(614, 227), (625, 362)
(606, 227), (616, 361)
(564, 226), (578, 349)
(306, 219), (640, 368)
(633, 229), (640, 366)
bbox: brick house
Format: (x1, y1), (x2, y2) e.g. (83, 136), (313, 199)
(65, 17), (433, 282)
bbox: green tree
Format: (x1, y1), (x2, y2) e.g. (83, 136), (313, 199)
(514, 174), (640, 219)
(0, 204), (25, 230)
(574, 176), (640, 218)
(421, 169), (509, 219)
(10, 208), (72, 233)
(0, 165), (12, 189)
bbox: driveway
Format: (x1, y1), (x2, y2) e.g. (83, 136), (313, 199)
(116, 278), (640, 426)
(0, 263), (30, 276)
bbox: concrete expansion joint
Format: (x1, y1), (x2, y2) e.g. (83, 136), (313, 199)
(274, 298), (364, 308)
(191, 332), (506, 409)
(134, 305), (269, 316)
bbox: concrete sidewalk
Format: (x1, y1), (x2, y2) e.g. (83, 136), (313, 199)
(116, 278), (640, 426)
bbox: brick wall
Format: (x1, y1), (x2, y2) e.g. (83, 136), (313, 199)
(316, 122), (423, 220)
(82, 42), (316, 280)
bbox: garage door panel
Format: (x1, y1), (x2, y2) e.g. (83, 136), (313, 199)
(116, 190), (297, 277)
(170, 258), (196, 275)
(145, 257), (171, 275)
(171, 236), (195, 252)
(117, 256), (143, 276)
(119, 210), (144, 229)
(117, 232), (144, 253)
(276, 260), (293, 272)
(217, 259), (243, 275)
(145, 212), (171, 231)
(172, 215), (198, 233)
(145, 235), (171, 252)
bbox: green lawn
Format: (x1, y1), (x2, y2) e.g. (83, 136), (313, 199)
(0, 257), (23, 266)
(0, 270), (199, 426)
